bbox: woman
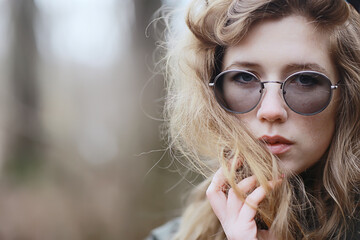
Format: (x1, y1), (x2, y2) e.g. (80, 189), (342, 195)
(147, 0), (360, 239)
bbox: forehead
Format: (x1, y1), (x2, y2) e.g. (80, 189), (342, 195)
(222, 15), (336, 80)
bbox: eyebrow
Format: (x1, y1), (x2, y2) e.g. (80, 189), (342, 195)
(286, 63), (329, 76)
(224, 61), (330, 76)
(224, 62), (261, 71)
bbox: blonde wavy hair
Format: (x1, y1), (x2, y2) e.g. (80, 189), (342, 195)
(161, 0), (360, 239)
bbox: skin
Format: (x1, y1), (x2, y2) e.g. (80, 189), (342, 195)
(207, 15), (339, 240)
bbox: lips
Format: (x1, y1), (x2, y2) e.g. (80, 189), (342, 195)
(260, 135), (293, 155)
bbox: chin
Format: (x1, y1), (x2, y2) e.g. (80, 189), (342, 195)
(278, 160), (304, 174)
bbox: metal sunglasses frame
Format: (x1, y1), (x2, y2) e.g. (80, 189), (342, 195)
(209, 69), (339, 116)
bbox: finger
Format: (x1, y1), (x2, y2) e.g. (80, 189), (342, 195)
(238, 180), (282, 221)
(206, 168), (228, 222)
(238, 175), (258, 192)
(226, 176), (257, 221)
(226, 156), (243, 170)
(238, 185), (267, 221)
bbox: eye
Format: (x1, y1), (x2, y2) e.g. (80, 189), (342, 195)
(289, 73), (321, 87)
(288, 73), (326, 88)
(297, 75), (318, 85)
(231, 72), (257, 84)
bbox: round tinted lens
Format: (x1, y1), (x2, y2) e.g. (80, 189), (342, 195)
(214, 70), (262, 113)
(283, 72), (333, 115)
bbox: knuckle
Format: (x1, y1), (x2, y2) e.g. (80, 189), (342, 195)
(228, 188), (234, 196)
(246, 195), (257, 204)
(205, 188), (212, 197)
(206, 187), (216, 198)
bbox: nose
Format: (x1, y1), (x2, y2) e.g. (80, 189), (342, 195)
(256, 84), (288, 122)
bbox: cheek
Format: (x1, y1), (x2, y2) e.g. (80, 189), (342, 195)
(307, 93), (339, 148)
(235, 113), (258, 133)
(303, 120), (334, 148)
(298, 114), (336, 159)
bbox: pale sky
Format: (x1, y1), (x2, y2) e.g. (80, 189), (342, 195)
(35, 0), (135, 67)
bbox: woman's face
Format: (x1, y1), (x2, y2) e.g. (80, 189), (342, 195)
(222, 15), (340, 173)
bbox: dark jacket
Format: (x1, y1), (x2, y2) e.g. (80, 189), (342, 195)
(146, 217), (359, 240)
(145, 218), (180, 240)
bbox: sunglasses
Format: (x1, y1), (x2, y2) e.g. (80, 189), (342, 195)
(209, 70), (339, 116)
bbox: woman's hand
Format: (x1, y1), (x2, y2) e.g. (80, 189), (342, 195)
(206, 168), (278, 240)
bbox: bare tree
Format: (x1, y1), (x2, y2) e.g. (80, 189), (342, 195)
(6, 0), (42, 181)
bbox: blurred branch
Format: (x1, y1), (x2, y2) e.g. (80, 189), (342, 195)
(6, 0), (43, 182)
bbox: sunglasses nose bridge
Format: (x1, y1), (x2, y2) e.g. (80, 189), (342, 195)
(261, 81), (284, 94)
(260, 81), (286, 106)
(259, 81), (285, 99)
(256, 81), (288, 122)
(262, 81), (283, 86)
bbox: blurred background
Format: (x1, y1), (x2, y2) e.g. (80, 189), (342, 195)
(0, 0), (195, 239)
